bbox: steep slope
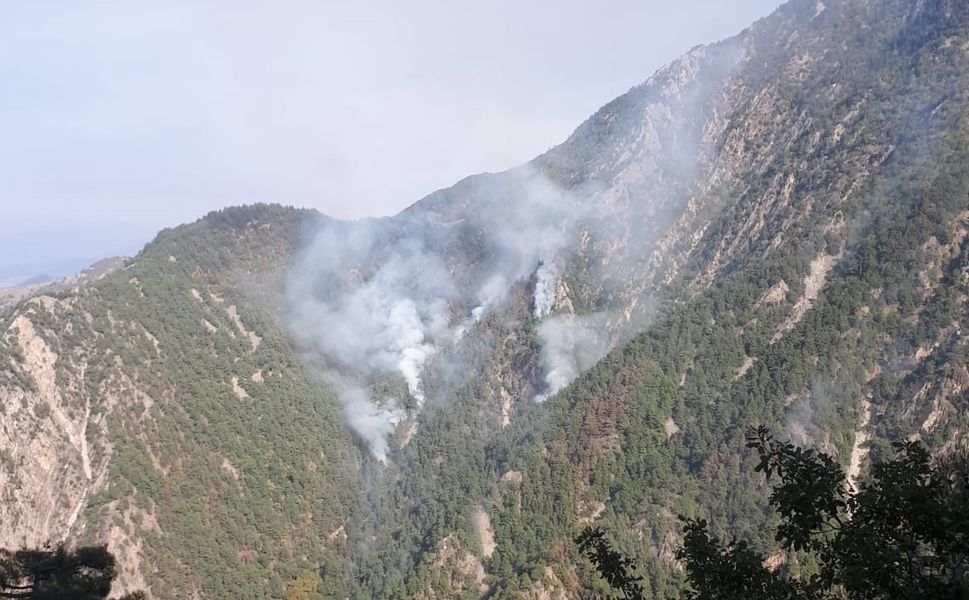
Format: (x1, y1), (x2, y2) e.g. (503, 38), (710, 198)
(2, 0), (969, 598)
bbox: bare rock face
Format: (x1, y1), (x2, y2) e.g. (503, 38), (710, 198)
(0, 253), (127, 544)
(0, 294), (152, 593)
(0, 304), (101, 547)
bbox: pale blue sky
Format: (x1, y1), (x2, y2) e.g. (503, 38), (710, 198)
(0, 0), (783, 284)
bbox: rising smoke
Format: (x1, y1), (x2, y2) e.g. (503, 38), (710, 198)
(533, 313), (612, 403)
(283, 141), (693, 461)
(532, 260), (559, 319)
(279, 3), (900, 464)
(285, 221), (456, 462)
(284, 167), (621, 461)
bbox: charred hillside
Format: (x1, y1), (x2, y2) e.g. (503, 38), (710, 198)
(2, 0), (969, 597)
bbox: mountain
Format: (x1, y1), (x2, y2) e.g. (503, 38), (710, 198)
(2, 0), (969, 597)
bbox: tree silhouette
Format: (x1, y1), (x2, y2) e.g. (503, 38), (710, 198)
(579, 426), (969, 599)
(575, 527), (645, 599)
(0, 544), (144, 599)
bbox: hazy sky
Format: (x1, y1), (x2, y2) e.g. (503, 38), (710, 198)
(0, 0), (783, 283)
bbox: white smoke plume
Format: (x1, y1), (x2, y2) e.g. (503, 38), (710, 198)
(285, 219), (456, 461)
(533, 313), (612, 402)
(532, 260), (559, 318)
(285, 166), (640, 460)
(282, 38), (743, 459)
(325, 372), (404, 464)
(473, 273), (511, 321)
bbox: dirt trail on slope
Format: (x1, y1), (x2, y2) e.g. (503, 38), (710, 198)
(846, 398), (871, 491)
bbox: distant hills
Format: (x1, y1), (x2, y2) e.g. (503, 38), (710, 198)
(0, 257), (125, 313)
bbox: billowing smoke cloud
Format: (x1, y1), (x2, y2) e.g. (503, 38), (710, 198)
(281, 31), (754, 461)
(285, 167), (598, 461)
(285, 220), (457, 461)
(533, 313), (612, 402)
(324, 372), (404, 463)
(463, 169), (591, 316)
(285, 163), (659, 461)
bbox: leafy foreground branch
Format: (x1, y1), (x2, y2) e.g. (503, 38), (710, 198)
(576, 527), (645, 599)
(0, 544), (144, 600)
(578, 426), (969, 599)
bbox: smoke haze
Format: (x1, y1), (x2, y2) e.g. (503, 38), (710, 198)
(534, 314), (613, 403)
(282, 13), (746, 458)
(285, 167), (623, 460)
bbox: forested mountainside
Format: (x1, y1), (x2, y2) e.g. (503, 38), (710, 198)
(0, 207), (362, 597)
(2, 0), (969, 597)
